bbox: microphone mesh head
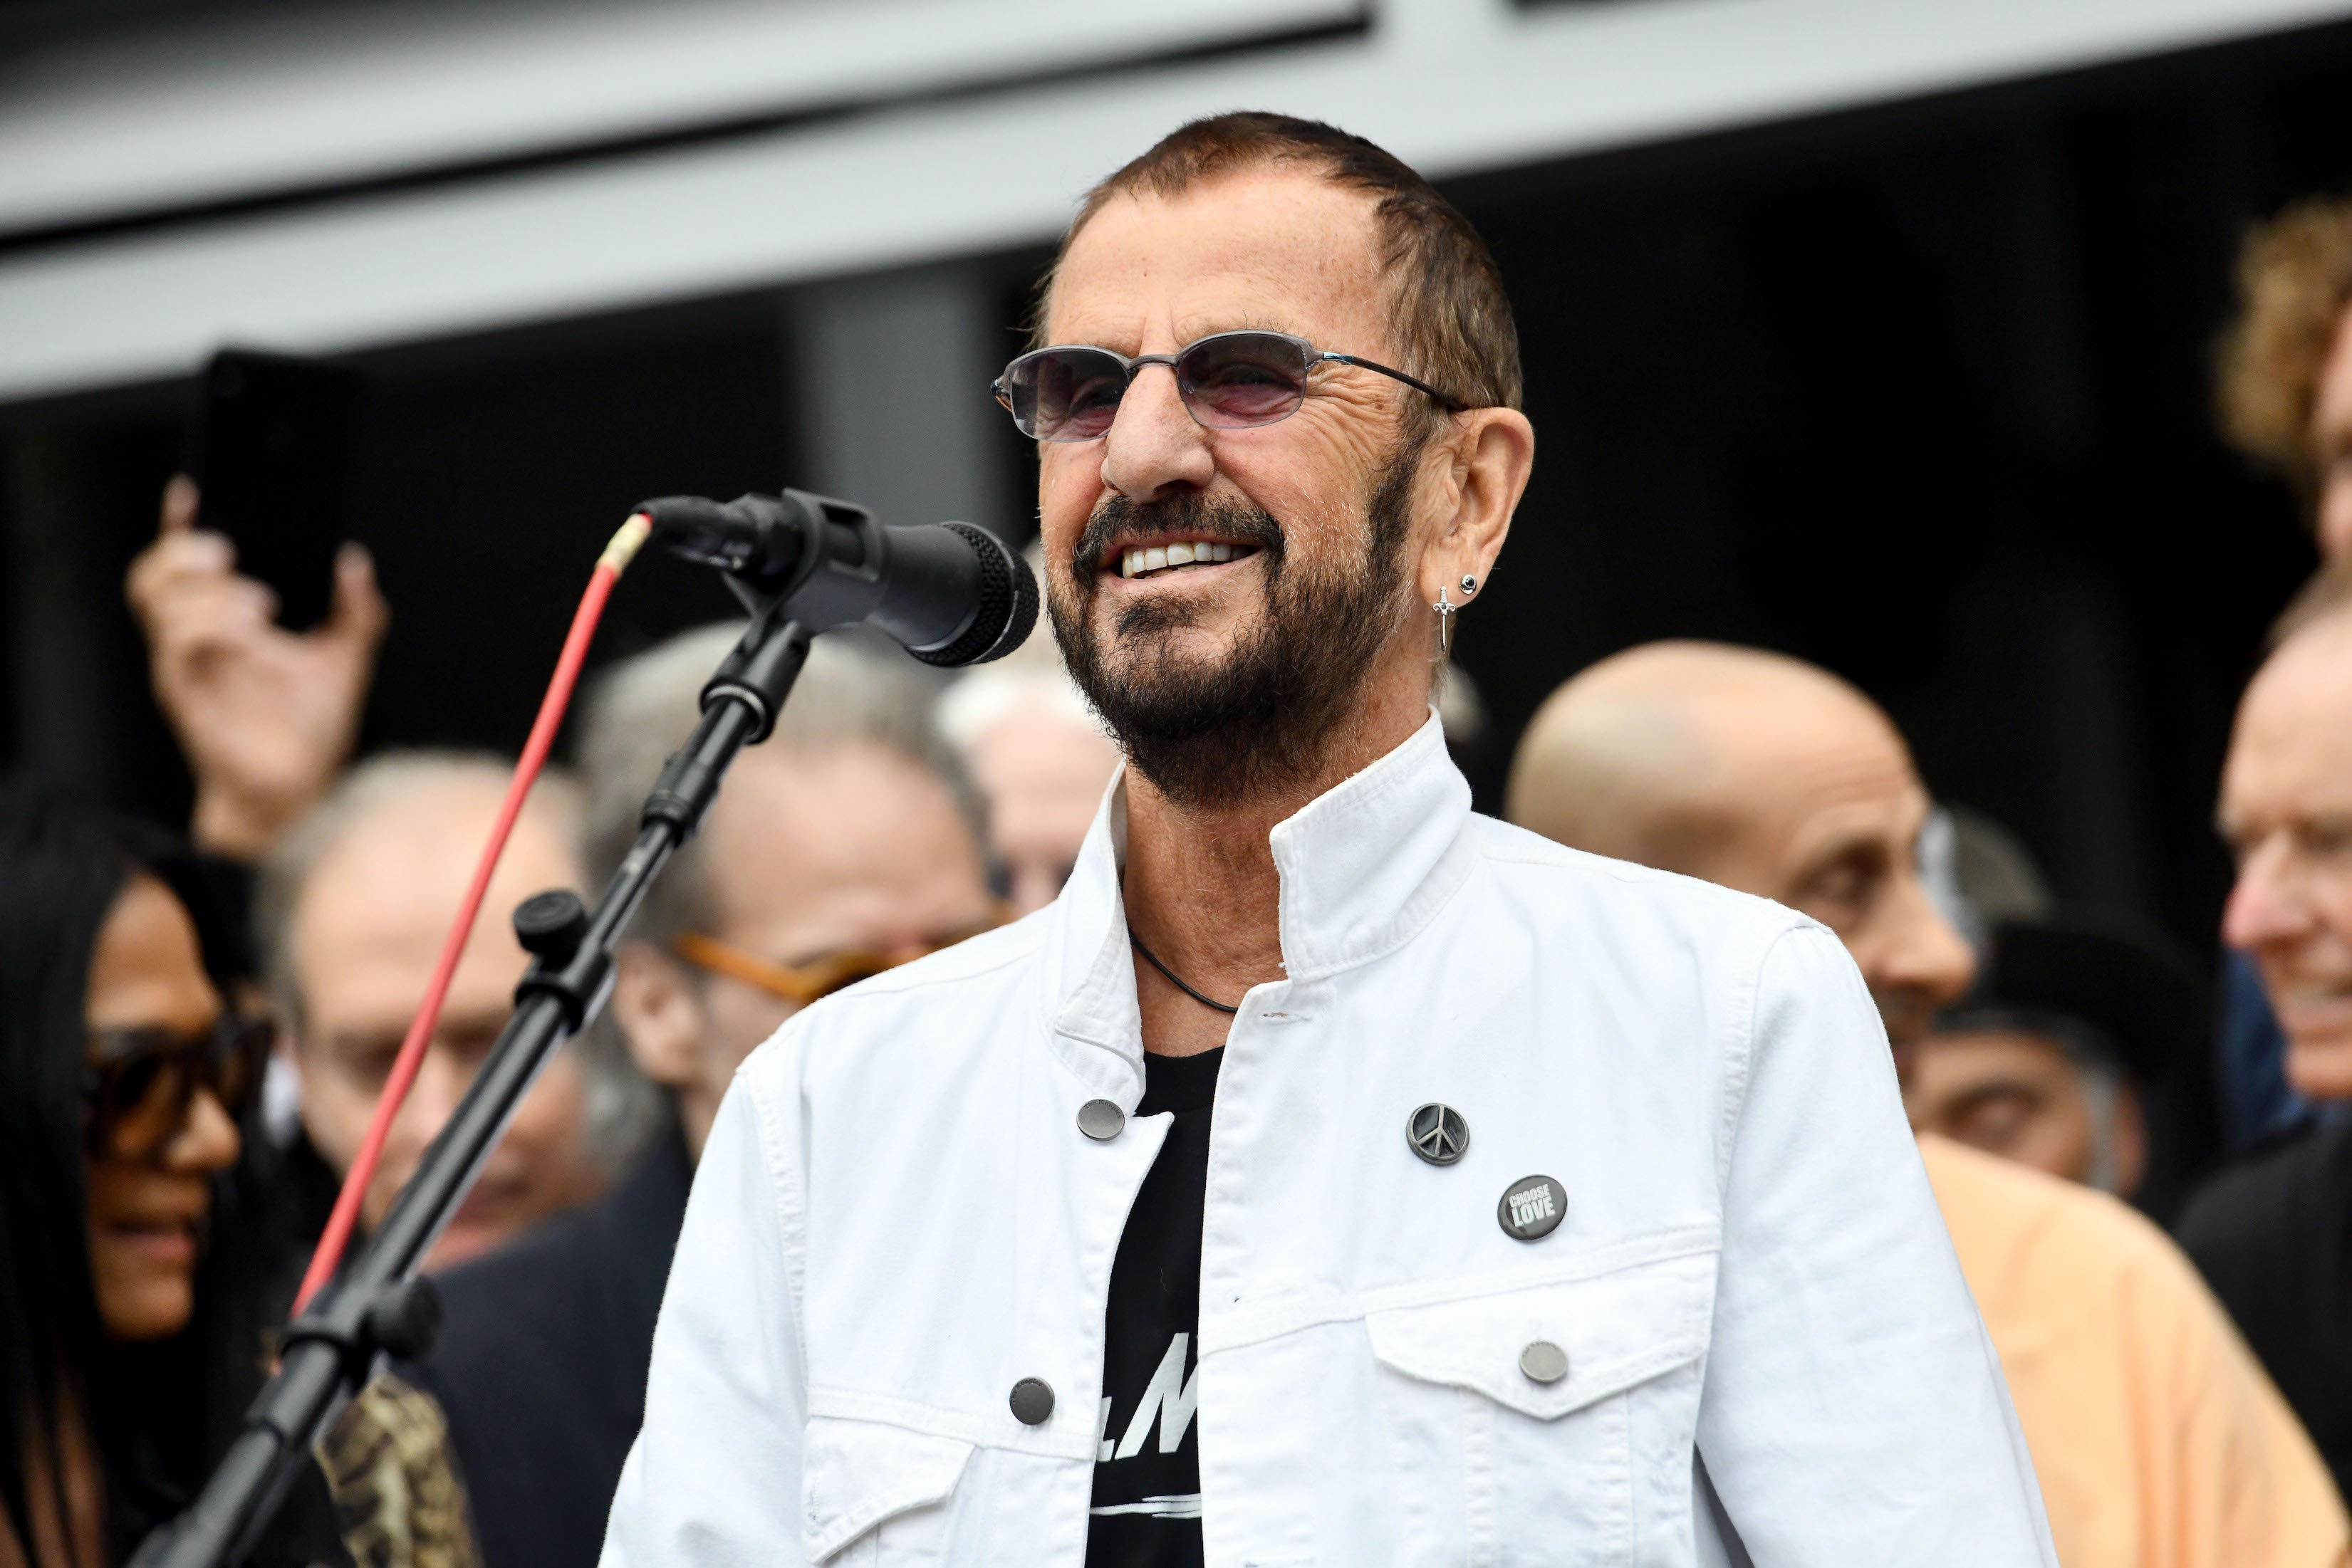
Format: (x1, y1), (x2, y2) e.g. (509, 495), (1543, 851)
(912, 524), (1040, 667)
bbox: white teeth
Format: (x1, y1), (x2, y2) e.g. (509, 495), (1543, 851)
(1118, 540), (1246, 579)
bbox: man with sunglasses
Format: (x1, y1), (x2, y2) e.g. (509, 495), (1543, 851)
(421, 625), (997, 1568)
(607, 113), (2055, 1566)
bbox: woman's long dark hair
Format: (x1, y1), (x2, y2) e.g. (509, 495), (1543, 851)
(0, 783), (328, 1568)
(0, 782), (138, 1564)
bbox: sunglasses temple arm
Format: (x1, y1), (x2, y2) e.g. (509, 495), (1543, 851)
(1323, 352), (1467, 411)
(127, 605), (821, 1568)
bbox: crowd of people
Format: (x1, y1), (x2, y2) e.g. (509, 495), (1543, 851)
(4, 115), (2352, 1567)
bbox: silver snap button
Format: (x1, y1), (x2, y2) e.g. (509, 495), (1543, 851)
(1519, 1341), (1568, 1384)
(1406, 1102), (1469, 1166)
(1076, 1099), (1125, 1141)
(1497, 1174), (1566, 1240)
(1008, 1376), (1055, 1425)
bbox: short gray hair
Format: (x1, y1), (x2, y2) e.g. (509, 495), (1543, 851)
(936, 662), (1105, 752)
(256, 748), (659, 1171)
(578, 624), (984, 954)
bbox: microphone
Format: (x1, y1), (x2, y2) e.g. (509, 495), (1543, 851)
(635, 489), (1039, 667)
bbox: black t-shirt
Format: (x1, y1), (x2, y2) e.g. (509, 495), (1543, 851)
(1087, 1047), (1221, 1568)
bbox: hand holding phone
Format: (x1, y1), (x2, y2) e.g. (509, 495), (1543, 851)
(126, 475), (390, 861)
(187, 348), (369, 631)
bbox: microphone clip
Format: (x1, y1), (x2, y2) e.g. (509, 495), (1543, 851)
(635, 490), (878, 612)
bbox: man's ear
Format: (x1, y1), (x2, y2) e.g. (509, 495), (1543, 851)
(610, 942), (705, 1092)
(1417, 407), (1534, 607)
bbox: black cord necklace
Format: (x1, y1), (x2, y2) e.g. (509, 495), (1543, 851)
(1128, 926), (1241, 1015)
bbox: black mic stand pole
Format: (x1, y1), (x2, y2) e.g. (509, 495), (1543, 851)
(132, 599), (814, 1568)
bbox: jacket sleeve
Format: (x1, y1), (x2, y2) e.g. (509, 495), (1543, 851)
(1695, 921), (2058, 1564)
(600, 1077), (808, 1568)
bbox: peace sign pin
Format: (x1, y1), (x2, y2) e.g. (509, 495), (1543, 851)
(1407, 1103), (1469, 1166)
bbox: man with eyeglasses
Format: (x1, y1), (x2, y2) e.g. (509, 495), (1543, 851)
(420, 624), (997, 1568)
(605, 113), (2056, 1566)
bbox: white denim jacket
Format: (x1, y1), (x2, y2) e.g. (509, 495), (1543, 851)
(602, 715), (2056, 1567)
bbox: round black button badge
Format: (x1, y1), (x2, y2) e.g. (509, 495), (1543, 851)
(1407, 1103), (1469, 1166)
(1497, 1174), (1566, 1241)
(1009, 1377), (1056, 1426)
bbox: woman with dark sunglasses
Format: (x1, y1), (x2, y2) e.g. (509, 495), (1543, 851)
(0, 785), (293, 1567)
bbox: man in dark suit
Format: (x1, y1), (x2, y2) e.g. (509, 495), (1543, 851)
(417, 626), (999, 1568)
(2177, 565), (2352, 1499)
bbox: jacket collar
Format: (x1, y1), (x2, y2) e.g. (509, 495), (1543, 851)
(1043, 711), (1474, 1102)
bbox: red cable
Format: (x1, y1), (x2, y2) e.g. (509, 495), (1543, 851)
(291, 514), (653, 1314)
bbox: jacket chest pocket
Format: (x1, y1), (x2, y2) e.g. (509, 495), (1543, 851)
(801, 1416), (975, 1565)
(1363, 1249), (1717, 1568)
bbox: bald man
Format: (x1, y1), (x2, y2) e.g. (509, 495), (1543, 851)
(1509, 642), (2347, 1568)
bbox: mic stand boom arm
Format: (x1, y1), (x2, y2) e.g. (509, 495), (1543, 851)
(131, 600), (816, 1568)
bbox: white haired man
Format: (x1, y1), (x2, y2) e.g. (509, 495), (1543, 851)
(421, 627), (997, 1568)
(938, 627), (1120, 915)
(2180, 563), (2352, 1500)
(256, 753), (629, 1272)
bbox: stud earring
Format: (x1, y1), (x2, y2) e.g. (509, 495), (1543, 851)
(1460, 573), (1477, 595)
(1434, 585), (1457, 658)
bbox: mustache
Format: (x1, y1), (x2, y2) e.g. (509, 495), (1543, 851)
(1072, 493), (1285, 577)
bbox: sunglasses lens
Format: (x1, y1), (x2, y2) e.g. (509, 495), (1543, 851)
(1180, 333), (1309, 428)
(1010, 347), (1128, 441)
(98, 1050), (189, 1156)
(87, 1017), (276, 1155)
(213, 1018), (271, 1117)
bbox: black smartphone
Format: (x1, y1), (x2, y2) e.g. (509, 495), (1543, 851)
(185, 348), (368, 632)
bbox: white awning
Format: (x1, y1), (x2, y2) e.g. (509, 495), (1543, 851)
(1, 0), (2343, 403)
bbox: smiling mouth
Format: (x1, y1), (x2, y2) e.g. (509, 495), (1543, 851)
(2273, 981), (2352, 1025)
(1112, 539), (1260, 581)
(107, 1216), (201, 1261)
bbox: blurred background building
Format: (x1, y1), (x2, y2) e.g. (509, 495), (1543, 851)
(4, 0), (2351, 956)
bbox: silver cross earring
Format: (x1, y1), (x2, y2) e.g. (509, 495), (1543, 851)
(1434, 585), (1456, 657)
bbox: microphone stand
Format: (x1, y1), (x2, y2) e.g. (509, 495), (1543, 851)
(131, 597), (814, 1568)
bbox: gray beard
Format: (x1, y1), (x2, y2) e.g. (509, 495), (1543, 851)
(1048, 458), (1419, 810)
